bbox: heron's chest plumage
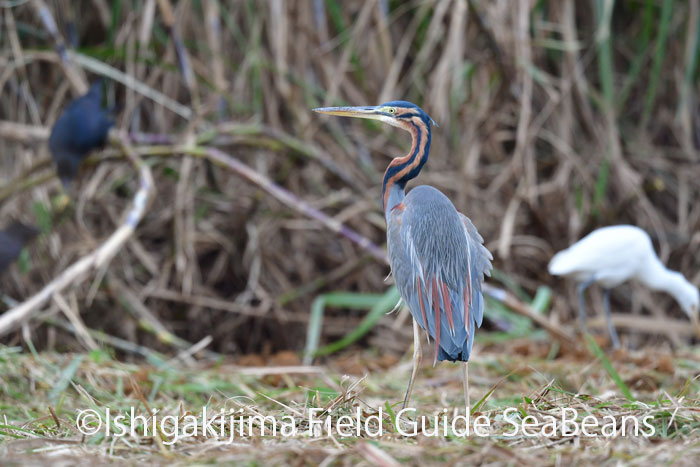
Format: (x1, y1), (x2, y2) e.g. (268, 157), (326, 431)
(385, 185), (492, 362)
(387, 186), (469, 289)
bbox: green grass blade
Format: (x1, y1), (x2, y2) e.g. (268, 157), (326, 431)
(48, 355), (84, 403)
(0, 423), (41, 437)
(641, 0), (674, 128)
(319, 293), (385, 308)
(592, 157), (610, 217)
(678, 1), (700, 118)
(304, 292), (386, 364)
(304, 295), (327, 365)
(586, 335), (634, 401)
(617, 0), (654, 110)
(594, 0), (616, 110)
(385, 401), (398, 430)
(314, 287), (400, 357)
(470, 368), (522, 414)
(471, 384), (497, 415)
(530, 286), (551, 314)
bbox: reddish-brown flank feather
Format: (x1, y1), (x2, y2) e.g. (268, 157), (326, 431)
(416, 276), (429, 333)
(431, 277), (441, 360)
(461, 217), (474, 308)
(465, 271), (472, 306)
(464, 276), (471, 334)
(440, 281), (454, 333)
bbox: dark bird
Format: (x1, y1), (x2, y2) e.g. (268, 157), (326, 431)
(313, 101), (493, 411)
(48, 81), (114, 188)
(0, 222), (39, 276)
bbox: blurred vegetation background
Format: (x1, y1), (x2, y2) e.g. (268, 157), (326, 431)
(1, 0), (699, 360)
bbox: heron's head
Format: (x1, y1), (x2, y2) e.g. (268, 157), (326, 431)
(313, 100), (436, 132)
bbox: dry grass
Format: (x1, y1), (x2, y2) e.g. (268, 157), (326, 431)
(2, 341), (700, 465)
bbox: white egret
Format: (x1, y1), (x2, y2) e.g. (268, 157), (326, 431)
(548, 225), (700, 347)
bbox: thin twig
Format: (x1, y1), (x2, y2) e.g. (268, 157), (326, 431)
(32, 0), (86, 93)
(588, 314), (700, 338)
(192, 145), (388, 263)
(43, 317), (166, 359)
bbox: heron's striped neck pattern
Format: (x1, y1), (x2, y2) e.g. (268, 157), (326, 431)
(382, 116), (431, 216)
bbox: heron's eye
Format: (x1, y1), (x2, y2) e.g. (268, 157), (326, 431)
(388, 108), (395, 114)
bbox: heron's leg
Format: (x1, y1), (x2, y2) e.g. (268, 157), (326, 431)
(402, 319), (422, 410)
(603, 289), (620, 349)
(577, 279), (594, 334)
(462, 362), (470, 417)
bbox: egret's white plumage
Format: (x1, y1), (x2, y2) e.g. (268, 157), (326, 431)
(549, 225), (700, 345)
(549, 226), (651, 287)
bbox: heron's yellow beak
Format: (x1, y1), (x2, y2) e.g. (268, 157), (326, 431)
(312, 106), (386, 121)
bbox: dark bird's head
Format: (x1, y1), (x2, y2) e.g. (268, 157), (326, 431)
(313, 100), (436, 134)
(48, 80), (115, 189)
(0, 222), (39, 276)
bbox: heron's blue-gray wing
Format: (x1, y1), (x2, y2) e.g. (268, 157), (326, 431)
(386, 186), (492, 362)
(457, 212), (493, 331)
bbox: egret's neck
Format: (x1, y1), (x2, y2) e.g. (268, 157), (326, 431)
(636, 257), (690, 305)
(381, 118), (431, 220)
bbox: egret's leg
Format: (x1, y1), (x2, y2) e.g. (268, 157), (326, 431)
(402, 319), (422, 409)
(462, 362), (470, 417)
(603, 289), (620, 349)
(577, 279), (594, 334)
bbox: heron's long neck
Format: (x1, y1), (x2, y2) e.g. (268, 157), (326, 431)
(636, 257), (689, 304)
(381, 118), (431, 219)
